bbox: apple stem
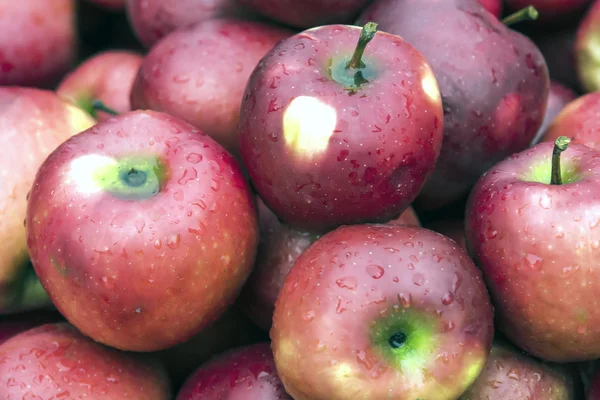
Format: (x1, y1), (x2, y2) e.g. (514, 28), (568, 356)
(502, 6), (539, 26)
(91, 100), (119, 116)
(346, 22), (378, 70)
(551, 136), (571, 185)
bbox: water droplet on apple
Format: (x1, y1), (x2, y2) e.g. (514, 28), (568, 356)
(167, 234), (180, 250)
(506, 368), (520, 381)
(211, 179), (220, 191)
(101, 276), (115, 289)
(412, 273), (425, 286)
(303, 310), (315, 322)
(336, 277), (357, 290)
(135, 219), (145, 233)
(366, 264), (384, 279)
(441, 292), (454, 305)
(186, 153), (203, 164)
(398, 293), (411, 308)
(106, 374), (120, 383)
(173, 190), (184, 201)
(524, 254), (543, 271)
(154, 239), (162, 249)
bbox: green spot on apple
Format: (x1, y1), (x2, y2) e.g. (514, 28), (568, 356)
(90, 154), (168, 201)
(328, 22), (380, 94)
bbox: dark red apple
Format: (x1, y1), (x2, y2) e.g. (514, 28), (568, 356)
(358, 0), (550, 210)
(126, 0), (254, 48)
(0, 323), (171, 399)
(578, 0), (600, 92)
(478, 0), (503, 17)
(25, 110), (259, 352)
(460, 339), (579, 399)
(272, 224), (494, 399)
(0, 309), (63, 345)
(239, 199), (421, 331)
(466, 136), (600, 362)
(532, 81), (577, 145)
(176, 343), (291, 399)
(541, 92), (600, 150)
(506, 0), (591, 25)
(239, 23), (444, 233)
(131, 19), (292, 157)
(0, 0), (77, 87)
(57, 50), (143, 122)
(0, 88), (96, 315)
(238, 0), (371, 29)
(154, 306), (267, 388)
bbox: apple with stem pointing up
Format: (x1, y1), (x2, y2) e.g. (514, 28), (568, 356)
(272, 224), (494, 400)
(239, 22), (444, 233)
(25, 110), (259, 352)
(466, 136), (600, 362)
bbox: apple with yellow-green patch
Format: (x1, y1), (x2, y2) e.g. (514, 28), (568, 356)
(271, 224), (494, 400)
(239, 22), (444, 233)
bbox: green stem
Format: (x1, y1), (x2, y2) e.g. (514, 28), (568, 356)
(91, 100), (119, 116)
(502, 6), (539, 26)
(551, 136), (571, 185)
(346, 22), (378, 70)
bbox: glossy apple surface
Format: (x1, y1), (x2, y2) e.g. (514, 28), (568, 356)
(0, 88), (95, 315)
(58, 50), (143, 121)
(176, 343), (291, 400)
(131, 19), (292, 157)
(0, 0), (77, 87)
(541, 92), (600, 150)
(126, 0), (252, 48)
(238, 0), (371, 28)
(239, 24), (444, 233)
(532, 81), (577, 145)
(25, 110), (259, 352)
(461, 339), (579, 399)
(0, 323), (171, 399)
(466, 140), (600, 362)
(358, 0), (549, 210)
(272, 224), (494, 400)
(0, 310), (63, 345)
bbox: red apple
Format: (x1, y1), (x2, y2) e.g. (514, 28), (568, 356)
(478, 0), (503, 17)
(578, 1), (600, 92)
(154, 306), (267, 388)
(532, 81), (577, 145)
(358, 0), (550, 210)
(0, 309), (63, 345)
(541, 92), (600, 150)
(466, 136), (600, 362)
(176, 343), (291, 400)
(125, 0), (254, 48)
(238, 0), (371, 29)
(131, 19), (292, 157)
(239, 199), (421, 331)
(272, 224), (494, 400)
(25, 110), (259, 352)
(0, 0), (77, 87)
(0, 88), (96, 315)
(0, 323), (171, 399)
(57, 50), (143, 122)
(87, 0), (125, 10)
(239, 23), (444, 233)
(460, 339), (580, 399)
(506, 0), (591, 25)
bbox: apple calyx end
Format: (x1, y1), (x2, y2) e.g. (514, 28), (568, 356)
(551, 136), (571, 185)
(502, 6), (539, 26)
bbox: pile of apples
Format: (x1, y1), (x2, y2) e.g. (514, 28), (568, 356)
(7, 0), (600, 398)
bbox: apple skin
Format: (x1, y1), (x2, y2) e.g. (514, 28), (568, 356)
(426, 219), (467, 252)
(0, 88), (96, 315)
(0, 0), (76, 87)
(239, 24), (444, 233)
(358, 0), (550, 210)
(506, 0), (591, 25)
(0, 310), (64, 345)
(541, 92), (600, 150)
(176, 343), (291, 400)
(460, 339), (579, 399)
(131, 19), (292, 158)
(465, 141), (600, 362)
(126, 0), (255, 48)
(237, 0), (371, 29)
(239, 200), (421, 331)
(57, 50), (143, 122)
(25, 110), (259, 352)
(478, 0), (502, 17)
(532, 81), (577, 145)
(271, 224), (494, 400)
(154, 305), (267, 389)
(0, 323), (171, 399)
(578, 1), (600, 93)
